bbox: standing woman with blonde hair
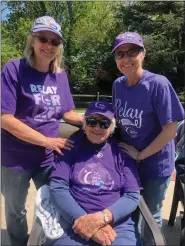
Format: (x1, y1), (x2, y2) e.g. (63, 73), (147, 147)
(1, 16), (83, 246)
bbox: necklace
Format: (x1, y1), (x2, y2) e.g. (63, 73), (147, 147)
(94, 141), (108, 159)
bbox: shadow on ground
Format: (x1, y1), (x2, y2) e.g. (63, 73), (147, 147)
(162, 216), (182, 246)
(1, 229), (10, 246)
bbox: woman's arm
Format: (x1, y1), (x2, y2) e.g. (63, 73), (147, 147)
(105, 191), (140, 224)
(63, 110), (83, 126)
(1, 113), (73, 154)
(119, 122), (177, 161)
(50, 178), (86, 225)
(73, 191), (140, 230)
(138, 122), (177, 160)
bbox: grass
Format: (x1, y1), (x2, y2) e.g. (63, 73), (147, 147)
(74, 108), (85, 113)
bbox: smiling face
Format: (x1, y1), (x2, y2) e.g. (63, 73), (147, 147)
(84, 114), (112, 144)
(115, 44), (145, 77)
(32, 31), (62, 64)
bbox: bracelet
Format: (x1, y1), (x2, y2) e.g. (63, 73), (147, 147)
(102, 210), (109, 225)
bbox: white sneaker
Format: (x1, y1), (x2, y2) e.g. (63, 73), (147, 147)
(35, 185), (64, 239)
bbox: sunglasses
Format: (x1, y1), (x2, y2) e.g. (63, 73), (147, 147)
(115, 48), (144, 60)
(34, 36), (62, 46)
(85, 118), (111, 129)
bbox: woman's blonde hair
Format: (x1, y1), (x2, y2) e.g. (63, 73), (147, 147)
(23, 34), (63, 73)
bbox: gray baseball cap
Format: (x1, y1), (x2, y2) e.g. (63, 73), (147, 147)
(32, 16), (64, 41)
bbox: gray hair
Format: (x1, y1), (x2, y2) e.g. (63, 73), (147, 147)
(23, 34), (63, 73)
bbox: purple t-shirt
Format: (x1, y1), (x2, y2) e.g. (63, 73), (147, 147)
(50, 134), (141, 227)
(1, 58), (75, 169)
(112, 70), (184, 180)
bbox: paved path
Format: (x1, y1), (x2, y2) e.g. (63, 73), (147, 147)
(1, 180), (183, 245)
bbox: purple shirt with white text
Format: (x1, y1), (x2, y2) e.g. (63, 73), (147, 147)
(112, 70), (184, 180)
(1, 58), (75, 170)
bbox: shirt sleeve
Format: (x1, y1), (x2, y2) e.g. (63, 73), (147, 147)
(108, 191), (140, 224)
(112, 76), (127, 116)
(50, 178), (86, 225)
(121, 153), (142, 192)
(49, 151), (72, 181)
(112, 82), (116, 108)
(49, 149), (86, 224)
(61, 71), (75, 114)
(153, 77), (184, 126)
(1, 61), (20, 115)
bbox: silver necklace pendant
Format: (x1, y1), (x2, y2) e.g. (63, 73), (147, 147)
(95, 142), (108, 158)
(96, 151), (103, 158)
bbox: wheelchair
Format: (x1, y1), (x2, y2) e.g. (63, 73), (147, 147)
(27, 122), (166, 246)
(168, 120), (185, 246)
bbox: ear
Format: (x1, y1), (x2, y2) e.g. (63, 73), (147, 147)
(143, 49), (146, 57)
(141, 49), (146, 61)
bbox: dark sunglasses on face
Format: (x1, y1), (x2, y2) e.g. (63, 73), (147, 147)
(34, 35), (62, 46)
(115, 48), (144, 60)
(85, 118), (112, 129)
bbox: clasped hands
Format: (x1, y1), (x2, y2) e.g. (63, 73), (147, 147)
(72, 212), (117, 245)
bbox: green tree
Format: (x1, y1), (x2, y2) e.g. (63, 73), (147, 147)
(1, 1), (184, 95)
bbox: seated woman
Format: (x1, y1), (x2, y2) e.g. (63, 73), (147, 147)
(44, 100), (142, 246)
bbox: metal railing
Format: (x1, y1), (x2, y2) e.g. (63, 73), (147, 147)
(72, 92), (112, 101)
(72, 93), (185, 110)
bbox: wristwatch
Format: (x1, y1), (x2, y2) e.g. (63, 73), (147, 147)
(102, 210), (109, 225)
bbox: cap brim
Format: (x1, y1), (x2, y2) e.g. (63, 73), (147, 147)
(112, 40), (144, 53)
(85, 111), (113, 120)
(32, 28), (64, 41)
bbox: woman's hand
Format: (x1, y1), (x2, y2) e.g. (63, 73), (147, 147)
(118, 142), (140, 161)
(43, 137), (74, 155)
(92, 224), (117, 246)
(73, 212), (105, 240)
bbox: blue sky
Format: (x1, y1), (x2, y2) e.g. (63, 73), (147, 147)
(1, 2), (10, 21)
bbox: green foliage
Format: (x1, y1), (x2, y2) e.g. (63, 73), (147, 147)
(1, 1), (184, 94)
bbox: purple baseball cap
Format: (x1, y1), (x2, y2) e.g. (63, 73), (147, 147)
(112, 32), (144, 52)
(85, 100), (114, 120)
(32, 16), (64, 41)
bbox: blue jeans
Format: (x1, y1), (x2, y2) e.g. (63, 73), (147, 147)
(139, 175), (171, 245)
(1, 166), (52, 246)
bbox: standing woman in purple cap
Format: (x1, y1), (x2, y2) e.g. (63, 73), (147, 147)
(1, 16), (83, 246)
(112, 32), (184, 238)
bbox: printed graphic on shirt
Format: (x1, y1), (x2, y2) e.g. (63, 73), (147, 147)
(115, 99), (143, 138)
(30, 84), (61, 122)
(77, 163), (114, 192)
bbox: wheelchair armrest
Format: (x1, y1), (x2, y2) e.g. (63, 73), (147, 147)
(139, 195), (166, 246)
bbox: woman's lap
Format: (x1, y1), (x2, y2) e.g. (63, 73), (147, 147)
(43, 227), (139, 246)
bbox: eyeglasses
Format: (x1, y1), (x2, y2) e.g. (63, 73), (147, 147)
(85, 118), (111, 129)
(115, 48), (144, 60)
(34, 35), (62, 46)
